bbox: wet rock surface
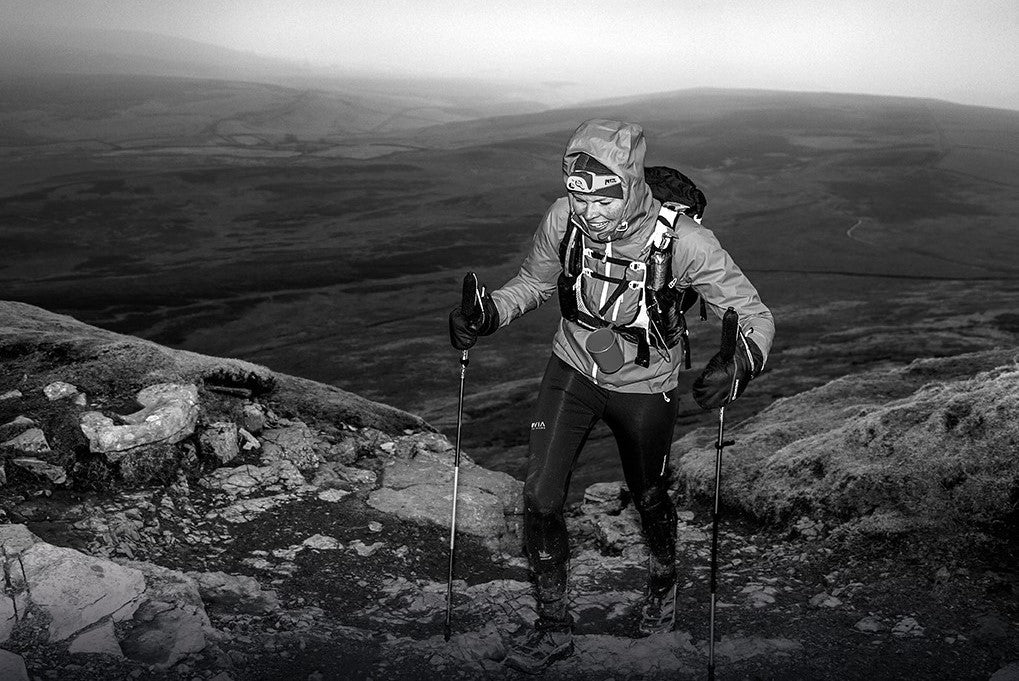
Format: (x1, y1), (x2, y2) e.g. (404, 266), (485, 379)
(0, 301), (1016, 680)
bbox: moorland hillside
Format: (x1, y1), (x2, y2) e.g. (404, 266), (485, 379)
(2, 81), (1016, 497)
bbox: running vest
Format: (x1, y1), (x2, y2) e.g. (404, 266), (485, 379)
(556, 205), (706, 369)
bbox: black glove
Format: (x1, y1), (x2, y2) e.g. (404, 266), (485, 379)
(692, 308), (764, 410)
(448, 272), (500, 350)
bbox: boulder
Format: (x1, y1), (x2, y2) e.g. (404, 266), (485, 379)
(117, 442), (188, 486)
(10, 457), (66, 485)
(68, 620), (123, 657)
(313, 461), (377, 489)
(260, 423), (322, 472)
(991, 662), (1019, 681)
(118, 561), (213, 668)
(120, 600), (209, 668)
(0, 416), (35, 442)
(581, 481), (627, 516)
(1, 426), (49, 454)
(212, 494), (297, 523)
(10, 541), (145, 642)
(199, 421), (240, 465)
(0, 593), (23, 644)
(43, 380), (82, 401)
(0, 523), (41, 555)
(79, 383), (200, 461)
(200, 460), (307, 498)
(0, 650), (28, 681)
(187, 571), (280, 615)
(242, 403), (266, 434)
(368, 446), (523, 553)
(323, 438), (358, 464)
(590, 507), (643, 553)
(380, 448), (521, 510)
(676, 350), (1019, 529)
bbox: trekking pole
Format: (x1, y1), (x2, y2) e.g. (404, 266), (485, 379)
(708, 308), (739, 681)
(444, 272), (480, 642)
(443, 348), (468, 641)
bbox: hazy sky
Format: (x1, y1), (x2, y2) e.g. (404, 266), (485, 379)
(5, 0), (1018, 109)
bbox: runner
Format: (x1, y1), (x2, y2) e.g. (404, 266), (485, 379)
(448, 118), (775, 674)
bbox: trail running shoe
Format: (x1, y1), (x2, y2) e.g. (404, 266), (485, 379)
(503, 623), (574, 674)
(638, 580), (677, 636)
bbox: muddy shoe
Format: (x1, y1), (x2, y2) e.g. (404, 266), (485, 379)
(503, 622), (574, 674)
(638, 581), (677, 636)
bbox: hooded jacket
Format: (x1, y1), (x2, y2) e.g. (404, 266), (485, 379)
(490, 119), (775, 394)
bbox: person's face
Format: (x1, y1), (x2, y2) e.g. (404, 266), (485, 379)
(568, 193), (626, 240)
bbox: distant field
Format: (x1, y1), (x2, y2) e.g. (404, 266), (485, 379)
(2, 79), (1018, 499)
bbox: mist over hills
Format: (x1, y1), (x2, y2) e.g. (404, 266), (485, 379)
(0, 23), (305, 82)
(2, 43), (1018, 495)
(0, 24), (572, 124)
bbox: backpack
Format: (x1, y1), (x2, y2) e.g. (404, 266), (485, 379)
(644, 166), (707, 221)
(644, 166), (708, 346)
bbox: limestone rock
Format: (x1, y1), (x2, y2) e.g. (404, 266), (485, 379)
(238, 427), (260, 450)
(1, 427), (51, 454)
(68, 620), (123, 657)
(391, 432), (453, 460)
(121, 599), (209, 668)
(200, 421), (240, 464)
(313, 461), (377, 489)
(991, 662), (1019, 681)
(369, 484), (506, 548)
(0, 594), (20, 645)
(201, 460), (307, 498)
(11, 542), (145, 642)
(350, 540), (383, 557)
(0, 389), (23, 401)
(213, 494), (296, 523)
(302, 534), (342, 551)
(809, 592), (843, 608)
(0, 650), (28, 681)
(323, 438), (358, 464)
(381, 448), (521, 510)
(10, 457), (66, 484)
(367, 446), (522, 552)
(260, 422), (322, 472)
(582, 481), (627, 516)
(318, 488), (351, 502)
(242, 403), (266, 434)
(676, 350), (1019, 529)
(591, 507), (642, 551)
(854, 615), (885, 633)
(118, 561), (212, 668)
(0, 523), (42, 555)
(43, 380), (80, 401)
(891, 616), (924, 637)
(0, 417), (39, 443)
(79, 383), (200, 460)
(187, 571), (280, 614)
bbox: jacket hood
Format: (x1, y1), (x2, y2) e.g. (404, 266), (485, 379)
(562, 119), (654, 238)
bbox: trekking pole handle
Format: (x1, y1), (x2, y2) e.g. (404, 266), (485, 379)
(719, 307), (739, 361)
(461, 271), (482, 327)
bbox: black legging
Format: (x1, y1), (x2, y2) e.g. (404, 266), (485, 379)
(524, 356), (680, 623)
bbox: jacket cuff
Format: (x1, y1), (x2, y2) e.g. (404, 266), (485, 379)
(738, 333), (765, 380)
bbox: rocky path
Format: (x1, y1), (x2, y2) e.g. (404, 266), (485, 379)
(1, 301), (1017, 680)
(3, 421), (1017, 681)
